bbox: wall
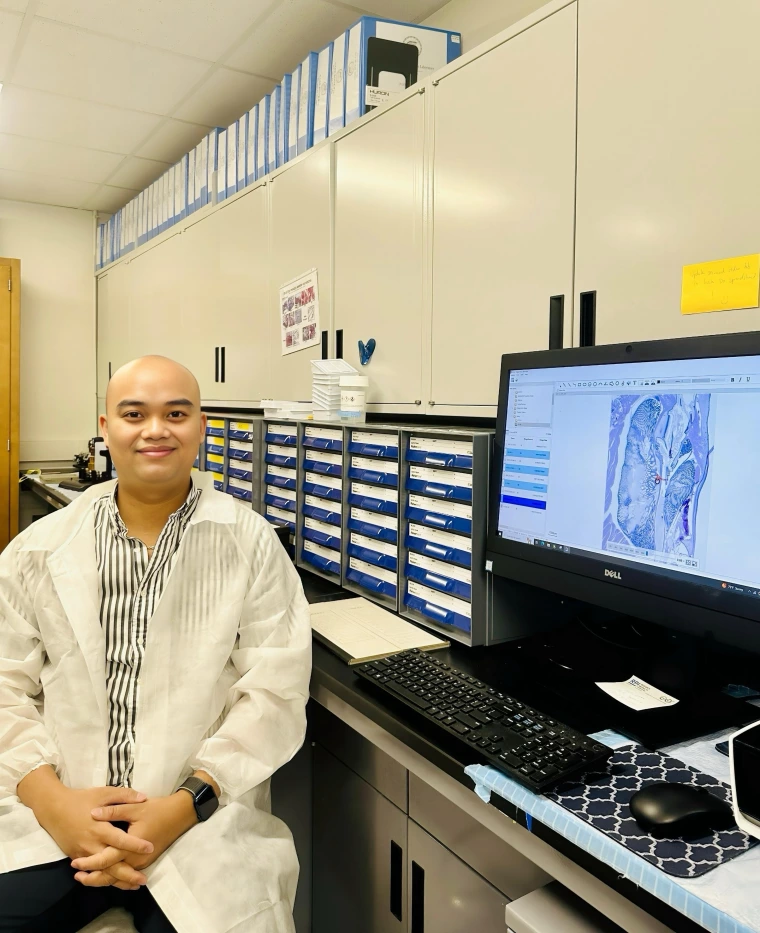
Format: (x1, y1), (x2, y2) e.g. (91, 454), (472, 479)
(423, 0), (553, 51)
(0, 200), (95, 463)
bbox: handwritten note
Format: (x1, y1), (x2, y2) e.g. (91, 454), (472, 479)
(681, 253), (760, 315)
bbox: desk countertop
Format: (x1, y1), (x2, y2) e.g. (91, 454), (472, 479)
(306, 589), (744, 933)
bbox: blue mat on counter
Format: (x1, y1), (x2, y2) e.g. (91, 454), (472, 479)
(546, 744), (756, 878)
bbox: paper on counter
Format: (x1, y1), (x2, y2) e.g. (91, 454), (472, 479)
(595, 675), (679, 711)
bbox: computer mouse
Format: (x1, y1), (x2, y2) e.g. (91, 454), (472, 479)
(629, 782), (735, 838)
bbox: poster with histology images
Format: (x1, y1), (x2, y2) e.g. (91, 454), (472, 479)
(280, 267), (320, 356)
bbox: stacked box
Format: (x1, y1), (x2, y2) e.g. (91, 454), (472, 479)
(298, 53), (318, 155)
(313, 43), (332, 144)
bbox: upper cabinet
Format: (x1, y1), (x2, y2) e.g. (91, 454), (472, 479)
(575, 0), (760, 345)
(96, 259), (131, 399)
(209, 185), (271, 403)
(334, 92), (427, 412)
(268, 146), (333, 401)
(429, 3), (577, 416)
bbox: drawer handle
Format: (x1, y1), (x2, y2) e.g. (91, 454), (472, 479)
(390, 840), (402, 921)
(411, 860), (424, 933)
(549, 294), (564, 350)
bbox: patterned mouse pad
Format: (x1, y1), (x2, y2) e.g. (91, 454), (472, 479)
(546, 745), (757, 877)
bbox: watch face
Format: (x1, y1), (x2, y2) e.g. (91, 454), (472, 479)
(194, 781), (219, 821)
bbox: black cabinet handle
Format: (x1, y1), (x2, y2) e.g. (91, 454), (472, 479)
(220, 346), (226, 383)
(579, 290), (597, 347)
(549, 295), (564, 350)
(336, 328), (344, 360)
(390, 840), (402, 921)
(214, 347), (219, 383)
(108, 362), (112, 379)
(411, 861), (424, 933)
(321, 330), (328, 359)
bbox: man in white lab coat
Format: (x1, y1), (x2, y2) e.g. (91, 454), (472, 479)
(0, 356), (312, 933)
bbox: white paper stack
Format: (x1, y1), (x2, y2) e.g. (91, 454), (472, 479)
(260, 399), (313, 419)
(311, 359), (357, 420)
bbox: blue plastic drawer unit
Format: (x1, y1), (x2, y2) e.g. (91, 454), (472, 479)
(205, 436), (225, 458)
(206, 418), (226, 438)
(228, 439), (254, 462)
(406, 465), (472, 502)
(405, 552), (471, 601)
(209, 470), (225, 492)
(303, 494), (341, 526)
(228, 457), (253, 482)
(348, 455), (398, 487)
(406, 435), (473, 470)
(264, 485), (296, 512)
(302, 540), (341, 576)
(205, 451), (224, 476)
(266, 504), (296, 532)
(265, 423), (297, 446)
(227, 420), (254, 442)
(302, 424), (343, 451)
(347, 481), (398, 515)
(265, 443), (297, 469)
(346, 557), (397, 599)
(348, 430), (398, 459)
(265, 465), (297, 490)
(405, 523), (472, 568)
(226, 476), (253, 502)
(303, 471), (342, 501)
(347, 506), (398, 543)
(405, 493), (472, 535)
(297, 423), (344, 582)
(303, 449), (343, 477)
(404, 582), (471, 634)
(346, 532), (398, 572)
(302, 516), (341, 550)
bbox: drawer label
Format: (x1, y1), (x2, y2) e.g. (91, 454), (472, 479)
(352, 456), (398, 473)
(408, 581), (471, 617)
(409, 466), (472, 488)
(410, 436), (473, 456)
(306, 472), (342, 490)
(306, 495), (341, 513)
(349, 558), (396, 585)
(409, 524), (471, 552)
(306, 425), (342, 441)
(409, 552), (471, 584)
(351, 482), (397, 503)
(351, 507), (397, 529)
(350, 533), (397, 557)
(408, 494), (472, 519)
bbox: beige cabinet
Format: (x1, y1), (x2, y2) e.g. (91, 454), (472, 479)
(430, 2), (577, 416)
(127, 233), (185, 363)
(209, 186), (271, 403)
(96, 259), (132, 398)
(575, 0), (760, 345)
(268, 146), (333, 401)
(334, 93), (426, 411)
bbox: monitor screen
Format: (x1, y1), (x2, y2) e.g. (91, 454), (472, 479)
(495, 351), (760, 605)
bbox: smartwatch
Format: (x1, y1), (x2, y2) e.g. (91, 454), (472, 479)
(177, 776), (219, 822)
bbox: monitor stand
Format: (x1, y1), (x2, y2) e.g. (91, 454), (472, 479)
(516, 612), (759, 749)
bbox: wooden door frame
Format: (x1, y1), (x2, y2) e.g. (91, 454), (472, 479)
(0, 258), (20, 548)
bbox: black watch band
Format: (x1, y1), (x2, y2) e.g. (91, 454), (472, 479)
(177, 776), (219, 822)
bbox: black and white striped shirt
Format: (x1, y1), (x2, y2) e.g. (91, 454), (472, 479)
(94, 481), (202, 787)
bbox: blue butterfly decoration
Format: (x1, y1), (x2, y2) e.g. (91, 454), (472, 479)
(358, 338), (376, 366)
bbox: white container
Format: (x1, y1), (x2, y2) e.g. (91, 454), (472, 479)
(339, 374), (369, 421)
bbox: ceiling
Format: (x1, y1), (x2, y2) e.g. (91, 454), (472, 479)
(0, 0), (452, 214)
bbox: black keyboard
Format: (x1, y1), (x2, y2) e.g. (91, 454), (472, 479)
(355, 648), (611, 792)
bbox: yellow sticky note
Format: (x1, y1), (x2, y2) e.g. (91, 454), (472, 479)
(681, 253), (760, 314)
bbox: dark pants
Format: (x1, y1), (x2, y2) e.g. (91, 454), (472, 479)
(0, 859), (177, 933)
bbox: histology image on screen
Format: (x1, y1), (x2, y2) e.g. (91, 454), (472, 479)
(602, 393), (713, 559)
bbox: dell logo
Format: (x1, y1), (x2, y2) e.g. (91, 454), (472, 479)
(604, 569), (622, 580)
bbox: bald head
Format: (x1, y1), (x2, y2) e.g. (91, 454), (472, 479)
(105, 356), (200, 413)
(99, 356), (206, 496)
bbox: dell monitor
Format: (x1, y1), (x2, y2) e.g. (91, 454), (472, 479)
(487, 332), (760, 653)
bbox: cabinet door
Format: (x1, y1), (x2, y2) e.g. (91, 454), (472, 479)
(430, 4), (577, 416)
(575, 0), (760, 344)
(334, 94), (426, 411)
(210, 186), (270, 403)
(97, 260), (131, 398)
(313, 744), (407, 933)
(127, 233), (185, 362)
(407, 820), (508, 933)
(268, 146), (333, 401)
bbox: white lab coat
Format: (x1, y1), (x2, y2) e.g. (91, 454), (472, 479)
(0, 473), (312, 933)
